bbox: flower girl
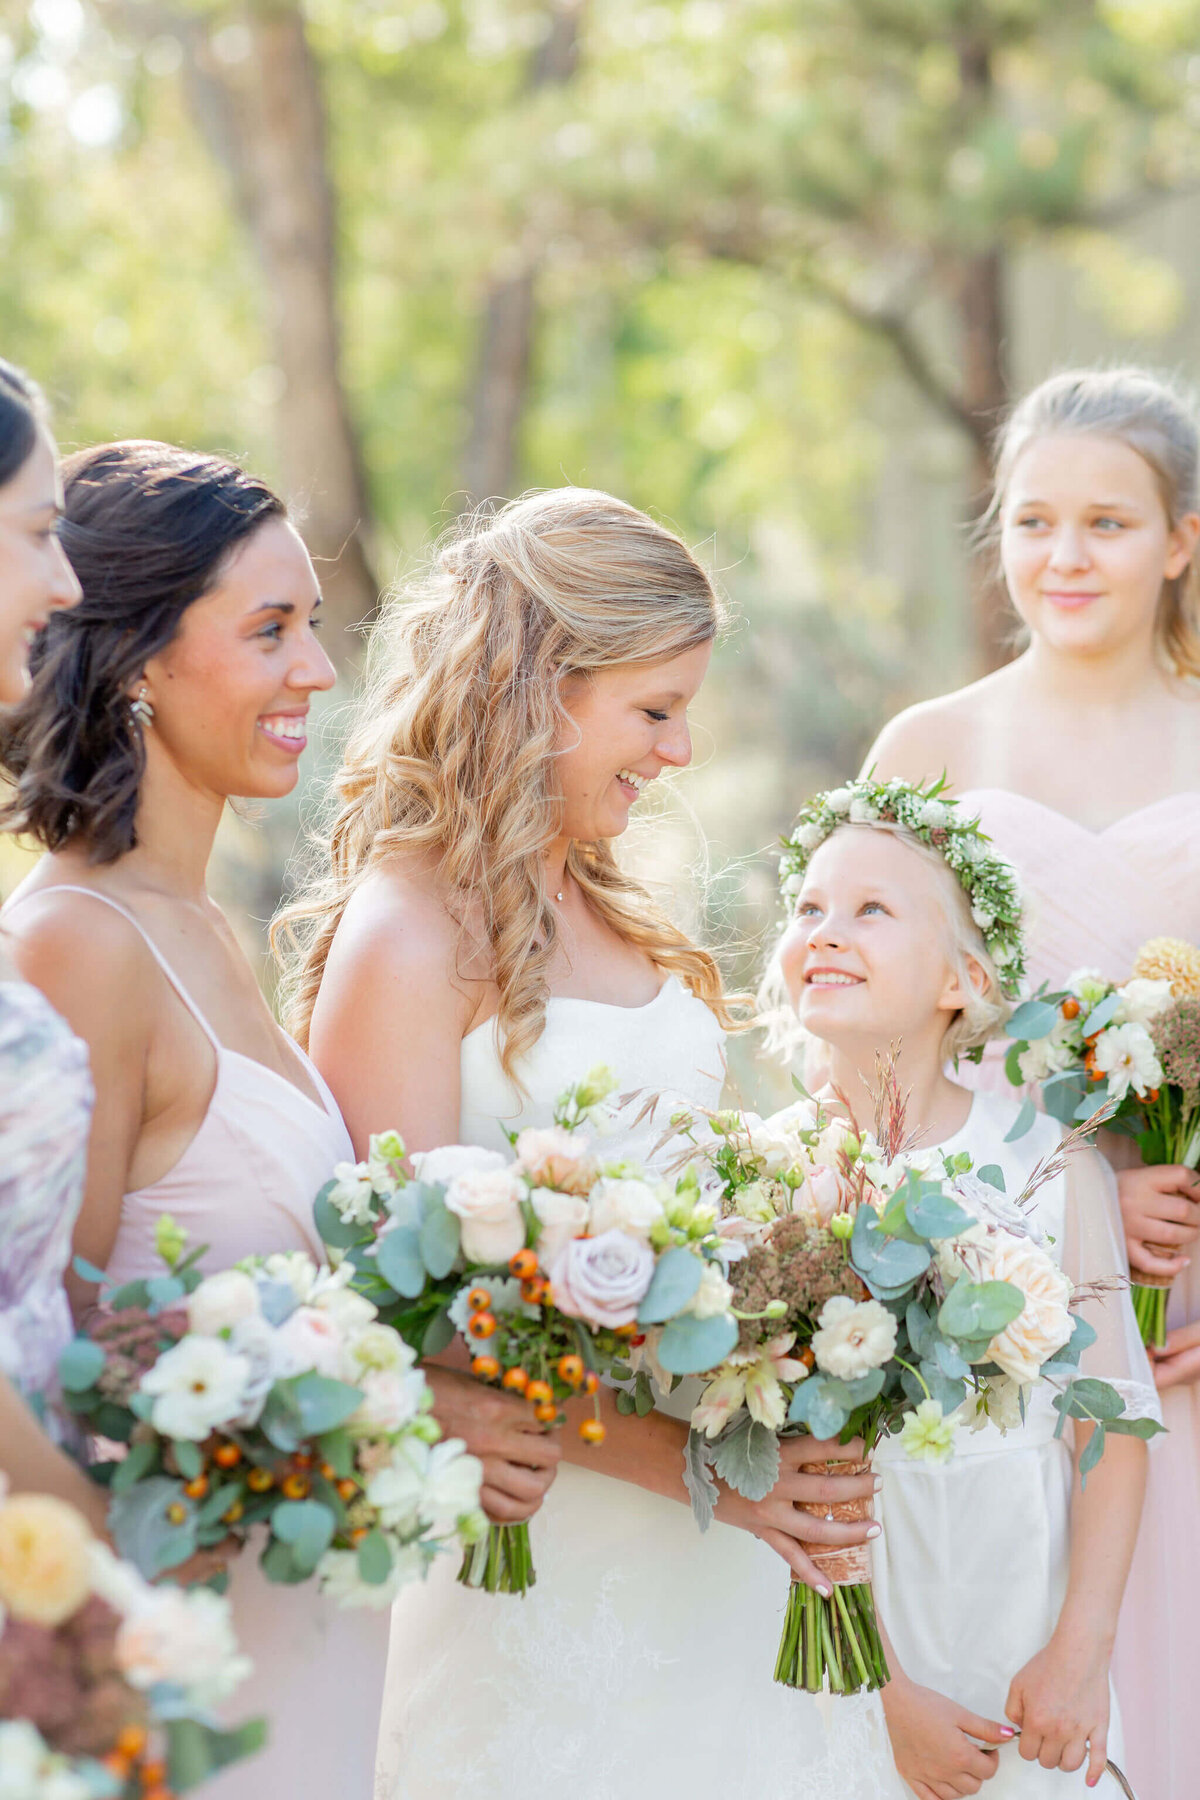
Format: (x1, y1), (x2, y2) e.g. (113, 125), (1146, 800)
(767, 779), (1160, 1799)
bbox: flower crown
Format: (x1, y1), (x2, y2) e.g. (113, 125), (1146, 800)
(778, 775), (1026, 998)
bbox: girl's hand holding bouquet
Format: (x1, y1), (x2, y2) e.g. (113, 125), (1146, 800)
(59, 1218), (485, 1610)
(315, 1066), (743, 1596)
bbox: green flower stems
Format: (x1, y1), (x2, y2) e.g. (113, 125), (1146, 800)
(457, 1521), (536, 1596)
(774, 1579), (890, 1694)
(1131, 1088), (1200, 1349)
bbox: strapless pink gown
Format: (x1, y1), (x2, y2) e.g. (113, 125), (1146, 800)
(32, 888), (389, 1800)
(956, 790), (1200, 1800)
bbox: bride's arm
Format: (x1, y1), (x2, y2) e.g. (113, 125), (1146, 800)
(308, 870), (478, 1157)
(558, 1389), (877, 1591)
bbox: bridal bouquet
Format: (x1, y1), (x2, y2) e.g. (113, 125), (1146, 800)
(314, 1067), (742, 1596)
(60, 1221), (485, 1607)
(671, 1094), (1149, 1695)
(0, 1478), (261, 1796)
(1004, 937), (1200, 1345)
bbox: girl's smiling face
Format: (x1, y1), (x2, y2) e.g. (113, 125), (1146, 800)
(778, 826), (977, 1059)
(999, 432), (1199, 661)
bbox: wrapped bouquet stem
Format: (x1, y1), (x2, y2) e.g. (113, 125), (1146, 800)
(779, 1457), (889, 1695)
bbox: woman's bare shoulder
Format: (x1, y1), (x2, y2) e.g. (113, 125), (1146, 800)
(320, 856), (485, 1016)
(863, 670), (1014, 789)
(3, 881), (159, 1042)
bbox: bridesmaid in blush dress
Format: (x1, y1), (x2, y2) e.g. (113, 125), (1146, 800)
(866, 366), (1200, 1800)
(0, 440), (388, 1798)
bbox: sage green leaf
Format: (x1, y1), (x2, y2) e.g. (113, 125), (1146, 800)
(375, 1226), (426, 1299)
(712, 1413), (780, 1500)
(357, 1527), (394, 1585)
(637, 1245), (703, 1323)
(418, 1193), (460, 1279)
(58, 1338), (106, 1393)
(938, 1276), (1024, 1344)
(270, 1499), (335, 1573)
(313, 1184), (364, 1250)
(1005, 998), (1060, 1040)
(656, 1310), (738, 1374)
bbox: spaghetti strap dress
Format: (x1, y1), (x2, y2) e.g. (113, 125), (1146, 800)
(4, 884), (389, 1799)
(953, 789), (1200, 1800)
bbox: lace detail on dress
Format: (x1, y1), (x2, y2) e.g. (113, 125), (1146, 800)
(1103, 1378), (1164, 1427)
(0, 982), (93, 1410)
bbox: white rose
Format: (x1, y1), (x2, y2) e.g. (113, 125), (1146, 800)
(343, 1321), (416, 1379)
(316, 1544), (425, 1609)
(325, 1160), (377, 1227)
(115, 1584), (251, 1709)
(270, 1305), (345, 1379)
(587, 1176), (663, 1243)
(412, 1144), (508, 1188)
(1114, 978), (1174, 1028)
(187, 1269), (261, 1337)
(349, 1367), (427, 1434)
(444, 1166), (527, 1265)
(686, 1263), (734, 1320)
(138, 1336), (251, 1440)
(982, 1237), (1073, 1384)
(530, 1187), (590, 1266)
(513, 1126), (596, 1195)
(811, 1296), (898, 1380)
(1092, 1022), (1164, 1103)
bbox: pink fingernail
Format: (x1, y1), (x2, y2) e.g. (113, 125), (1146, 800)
(819, 1585), (832, 1597)
(1000, 1728), (1016, 1739)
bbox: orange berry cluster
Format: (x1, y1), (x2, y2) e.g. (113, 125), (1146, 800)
(165, 1437), (360, 1532)
(101, 1725), (175, 1800)
(463, 1253), (606, 1444)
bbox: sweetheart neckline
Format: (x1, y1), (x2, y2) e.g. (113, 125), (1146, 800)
(956, 787), (1200, 839)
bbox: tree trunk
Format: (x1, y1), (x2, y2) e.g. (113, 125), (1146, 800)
(173, 2), (378, 652)
(459, 2), (583, 509)
(955, 35), (1013, 670)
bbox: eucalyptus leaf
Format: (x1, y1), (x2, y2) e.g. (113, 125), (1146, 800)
(357, 1527), (394, 1585)
(270, 1499), (335, 1573)
(820, 1368), (886, 1408)
(905, 1300), (934, 1359)
(1081, 993), (1121, 1037)
(58, 1337), (107, 1393)
(109, 1477), (196, 1578)
(933, 1338), (970, 1380)
(905, 1188), (974, 1240)
(146, 1274), (186, 1311)
(1042, 1069), (1091, 1125)
(166, 1716), (268, 1793)
(976, 1164), (1005, 1193)
(683, 1429), (719, 1532)
(1054, 1377), (1127, 1423)
(918, 1359), (969, 1413)
(1005, 998), (1060, 1040)
(1004, 1042), (1026, 1087)
(633, 1371), (656, 1416)
(257, 1279), (300, 1327)
(637, 1245), (703, 1323)
(71, 1254), (110, 1289)
(938, 1276), (1024, 1344)
(656, 1310), (738, 1375)
(787, 1376), (849, 1440)
(375, 1226), (427, 1299)
(1003, 1099), (1038, 1143)
(313, 1185), (364, 1250)
(109, 1436), (160, 1495)
(712, 1413), (780, 1501)
(290, 1372), (364, 1436)
(259, 1537), (310, 1585)
(105, 1278), (151, 1311)
(1105, 1415), (1167, 1439)
(851, 1206), (931, 1294)
(1077, 1424), (1106, 1487)
(172, 1440), (203, 1481)
(418, 1194), (460, 1280)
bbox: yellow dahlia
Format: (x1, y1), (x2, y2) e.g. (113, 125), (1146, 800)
(1133, 937), (1200, 999)
(0, 1494), (94, 1626)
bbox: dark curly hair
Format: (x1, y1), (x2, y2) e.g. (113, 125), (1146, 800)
(0, 358), (45, 487)
(0, 440), (285, 863)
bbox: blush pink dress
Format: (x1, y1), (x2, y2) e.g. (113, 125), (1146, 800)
(16, 886), (389, 1800)
(955, 789), (1200, 1800)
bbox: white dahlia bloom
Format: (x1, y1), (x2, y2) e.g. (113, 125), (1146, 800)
(812, 1296), (898, 1380)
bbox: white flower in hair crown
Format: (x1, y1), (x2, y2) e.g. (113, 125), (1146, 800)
(778, 775), (1027, 998)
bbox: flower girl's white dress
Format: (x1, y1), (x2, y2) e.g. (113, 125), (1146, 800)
(872, 1090), (1162, 1798)
(375, 978), (900, 1800)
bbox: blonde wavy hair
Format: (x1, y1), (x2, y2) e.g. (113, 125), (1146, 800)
(984, 366), (1200, 679)
(758, 821), (1010, 1067)
(274, 488), (735, 1075)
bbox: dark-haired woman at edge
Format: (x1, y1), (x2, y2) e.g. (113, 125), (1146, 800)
(0, 439), (385, 1796)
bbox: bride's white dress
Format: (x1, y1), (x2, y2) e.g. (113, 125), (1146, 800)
(375, 977), (899, 1800)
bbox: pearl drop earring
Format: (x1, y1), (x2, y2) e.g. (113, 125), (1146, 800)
(130, 686), (155, 728)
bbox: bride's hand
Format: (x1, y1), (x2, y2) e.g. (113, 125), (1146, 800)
(1118, 1165), (1200, 1280)
(424, 1365), (562, 1524)
(714, 1434), (878, 1594)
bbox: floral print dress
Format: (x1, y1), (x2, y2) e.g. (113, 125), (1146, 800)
(0, 981), (93, 1427)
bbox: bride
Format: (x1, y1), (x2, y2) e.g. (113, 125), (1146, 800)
(275, 489), (890, 1800)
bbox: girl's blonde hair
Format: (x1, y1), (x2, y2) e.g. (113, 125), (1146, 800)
(759, 821), (1010, 1067)
(274, 487), (734, 1074)
(986, 366), (1200, 679)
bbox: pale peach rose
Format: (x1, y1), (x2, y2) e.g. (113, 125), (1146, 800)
(983, 1237), (1073, 1385)
(513, 1126), (597, 1195)
(444, 1167), (527, 1265)
(0, 1494), (94, 1626)
(529, 1187), (590, 1267)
